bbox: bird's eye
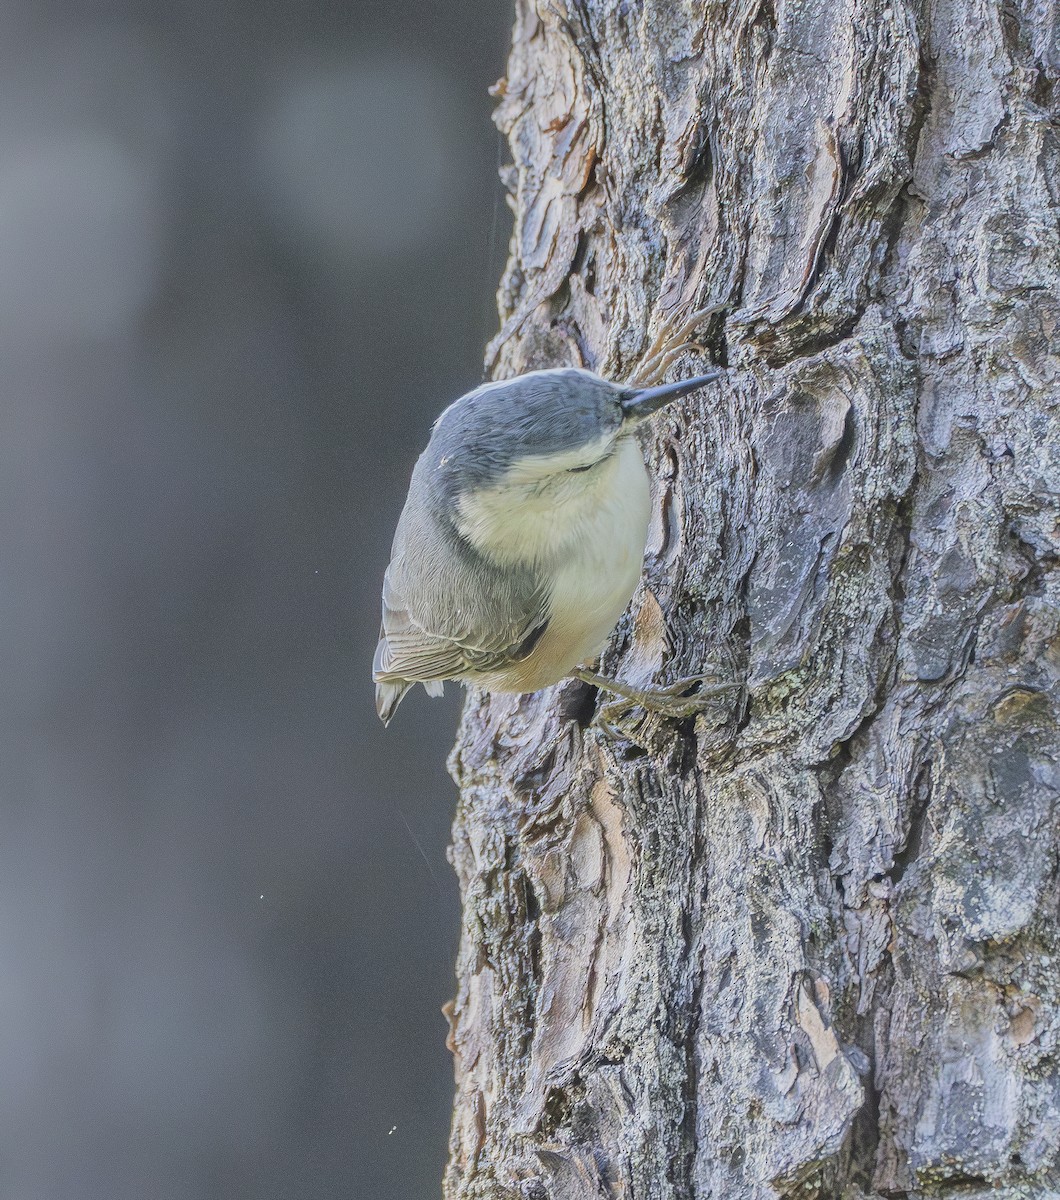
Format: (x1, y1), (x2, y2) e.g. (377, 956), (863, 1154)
(568, 462), (595, 474)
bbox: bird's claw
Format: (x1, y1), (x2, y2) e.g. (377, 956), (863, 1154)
(572, 668), (745, 734)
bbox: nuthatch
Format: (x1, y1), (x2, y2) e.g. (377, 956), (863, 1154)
(373, 367), (725, 725)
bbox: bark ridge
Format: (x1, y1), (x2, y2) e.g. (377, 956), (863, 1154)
(445, 1), (1060, 1196)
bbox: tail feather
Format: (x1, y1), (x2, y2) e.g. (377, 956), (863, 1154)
(375, 680), (412, 725)
(375, 678), (445, 725)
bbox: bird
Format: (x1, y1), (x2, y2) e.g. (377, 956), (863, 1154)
(373, 366), (726, 725)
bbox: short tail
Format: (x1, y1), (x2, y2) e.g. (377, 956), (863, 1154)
(376, 680), (412, 725)
(374, 678), (445, 725)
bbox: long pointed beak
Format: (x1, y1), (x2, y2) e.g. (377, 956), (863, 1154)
(620, 370), (724, 423)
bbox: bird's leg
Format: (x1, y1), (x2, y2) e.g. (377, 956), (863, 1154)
(626, 304), (724, 388)
(572, 667), (743, 720)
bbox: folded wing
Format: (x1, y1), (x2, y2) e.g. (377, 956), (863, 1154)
(372, 504), (549, 721)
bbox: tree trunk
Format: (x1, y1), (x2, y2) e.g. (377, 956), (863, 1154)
(443, 1), (1060, 1196)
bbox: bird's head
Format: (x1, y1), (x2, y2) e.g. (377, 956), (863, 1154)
(428, 367), (721, 487)
(416, 367), (722, 564)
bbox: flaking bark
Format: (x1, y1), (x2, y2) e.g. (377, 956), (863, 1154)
(444, 1), (1060, 1196)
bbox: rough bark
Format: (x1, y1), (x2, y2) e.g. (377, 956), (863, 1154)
(443, 1), (1060, 1197)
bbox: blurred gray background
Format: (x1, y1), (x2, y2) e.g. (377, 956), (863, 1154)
(1, 3), (510, 1197)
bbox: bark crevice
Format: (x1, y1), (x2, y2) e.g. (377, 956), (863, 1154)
(444, 1), (1060, 1197)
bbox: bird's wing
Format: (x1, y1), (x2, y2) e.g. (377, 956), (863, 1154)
(373, 569), (476, 682)
(373, 554), (549, 687)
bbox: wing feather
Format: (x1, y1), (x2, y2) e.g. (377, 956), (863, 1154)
(372, 475), (550, 721)
(373, 554), (549, 686)
(373, 571), (470, 681)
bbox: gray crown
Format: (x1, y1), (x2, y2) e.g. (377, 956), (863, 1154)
(423, 368), (626, 496)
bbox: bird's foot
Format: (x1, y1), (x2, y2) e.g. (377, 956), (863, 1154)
(572, 668), (744, 722)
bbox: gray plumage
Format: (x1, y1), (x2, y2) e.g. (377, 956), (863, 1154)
(373, 483), (551, 719)
(373, 366), (721, 723)
(420, 369), (625, 490)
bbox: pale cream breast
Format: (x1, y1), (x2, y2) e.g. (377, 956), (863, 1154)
(455, 430), (623, 566)
(472, 436), (652, 692)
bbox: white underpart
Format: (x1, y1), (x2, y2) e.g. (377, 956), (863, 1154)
(456, 435), (651, 685)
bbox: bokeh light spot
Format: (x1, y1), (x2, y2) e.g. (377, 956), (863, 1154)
(255, 54), (460, 264)
(0, 132), (162, 341)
